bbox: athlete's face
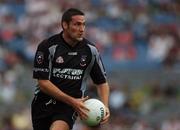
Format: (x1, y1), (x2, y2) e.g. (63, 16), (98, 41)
(64, 15), (85, 42)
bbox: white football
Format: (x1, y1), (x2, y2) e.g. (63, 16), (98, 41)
(82, 98), (106, 126)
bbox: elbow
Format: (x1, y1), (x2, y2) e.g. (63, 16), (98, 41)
(38, 79), (49, 92)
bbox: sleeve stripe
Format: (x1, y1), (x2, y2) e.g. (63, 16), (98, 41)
(88, 44), (106, 78)
(48, 45), (58, 79)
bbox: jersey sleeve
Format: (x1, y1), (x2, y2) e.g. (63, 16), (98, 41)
(33, 40), (50, 80)
(90, 49), (107, 85)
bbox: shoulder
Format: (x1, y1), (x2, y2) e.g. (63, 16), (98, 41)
(83, 38), (98, 49)
(38, 33), (60, 49)
(83, 38), (99, 54)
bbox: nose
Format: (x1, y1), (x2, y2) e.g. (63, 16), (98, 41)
(79, 25), (85, 32)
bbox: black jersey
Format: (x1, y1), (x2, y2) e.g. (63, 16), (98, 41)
(33, 32), (107, 98)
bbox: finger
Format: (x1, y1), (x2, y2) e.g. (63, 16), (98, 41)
(78, 110), (89, 120)
(81, 107), (89, 112)
(100, 109), (110, 124)
(81, 96), (89, 102)
(81, 104), (90, 111)
(100, 118), (108, 124)
(100, 115), (109, 124)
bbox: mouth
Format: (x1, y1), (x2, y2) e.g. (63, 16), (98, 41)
(78, 33), (83, 36)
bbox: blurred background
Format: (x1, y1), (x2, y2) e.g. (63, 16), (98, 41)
(0, 0), (180, 130)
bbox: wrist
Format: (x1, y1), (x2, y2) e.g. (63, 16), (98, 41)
(66, 96), (76, 107)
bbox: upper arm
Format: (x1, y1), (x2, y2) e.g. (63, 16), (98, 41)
(90, 47), (107, 85)
(33, 40), (50, 80)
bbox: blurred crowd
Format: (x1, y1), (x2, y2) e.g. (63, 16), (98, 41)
(0, 0), (180, 130)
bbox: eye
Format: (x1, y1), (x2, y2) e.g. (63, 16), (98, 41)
(74, 22), (85, 27)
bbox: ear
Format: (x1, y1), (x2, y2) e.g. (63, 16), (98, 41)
(62, 21), (68, 29)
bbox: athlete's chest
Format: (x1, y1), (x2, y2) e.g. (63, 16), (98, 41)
(52, 44), (92, 69)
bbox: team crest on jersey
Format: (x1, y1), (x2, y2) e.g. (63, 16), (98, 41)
(80, 55), (87, 67)
(36, 51), (44, 64)
(56, 56), (64, 63)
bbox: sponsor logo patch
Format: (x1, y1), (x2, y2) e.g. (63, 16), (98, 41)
(56, 56), (64, 63)
(80, 55), (87, 67)
(68, 52), (77, 55)
(36, 51), (44, 64)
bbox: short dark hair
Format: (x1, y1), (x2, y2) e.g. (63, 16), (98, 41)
(61, 8), (84, 24)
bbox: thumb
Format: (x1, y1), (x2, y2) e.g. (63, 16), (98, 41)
(82, 96), (89, 102)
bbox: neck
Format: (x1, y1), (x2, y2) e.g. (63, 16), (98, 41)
(62, 32), (78, 47)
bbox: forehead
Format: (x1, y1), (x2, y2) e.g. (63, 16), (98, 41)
(71, 15), (85, 23)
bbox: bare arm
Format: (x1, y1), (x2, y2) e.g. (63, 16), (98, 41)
(38, 80), (74, 105)
(38, 79), (89, 119)
(96, 82), (110, 124)
(96, 82), (110, 107)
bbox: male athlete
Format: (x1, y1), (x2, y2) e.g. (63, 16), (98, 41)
(31, 8), (110, 130)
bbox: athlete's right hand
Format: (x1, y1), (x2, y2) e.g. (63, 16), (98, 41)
(71, 96), (89, 120)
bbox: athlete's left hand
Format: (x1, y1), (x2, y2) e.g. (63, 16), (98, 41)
(72, 96), (89, 120)
(100, 107), (110, 124)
